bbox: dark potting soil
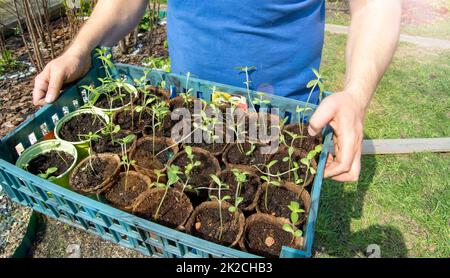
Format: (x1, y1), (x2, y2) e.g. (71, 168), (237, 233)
(172, 151), (218, 189)
(225, 142), (269, 166)
(94, 90), (133, 109)
(142, 112), (175, 138)
(70, 156), (117, 191)
(105, 173), (149, 209)
(283, 124), (323, 153)
(170, 96), (204, 114)
(191, 206), (240, 246)
(92, 130), (134, 155)
(27, 151), (74, 178)
(114, 109), (150, 134)
(210, 171), (260, 210)
(133, 188), (191, 229)
(270, 148), (310, 184)
(59, 113), (105, 142)
(134, 139), (175, 169)
(244, 220), (293, 258)
(258, 186), (305, 219)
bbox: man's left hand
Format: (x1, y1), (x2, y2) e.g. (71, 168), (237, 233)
(308, 90), (366, 182)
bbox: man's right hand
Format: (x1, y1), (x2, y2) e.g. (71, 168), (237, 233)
(32, 48), (91, 106)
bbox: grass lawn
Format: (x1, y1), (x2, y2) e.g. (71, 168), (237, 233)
(313, 32), (450, 257)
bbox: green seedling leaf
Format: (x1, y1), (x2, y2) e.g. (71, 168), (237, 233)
(210, 174), (222, 186)
(282, 224), (294, 233)
(266, 160), (278, 169)
(294, 230), (303, 238)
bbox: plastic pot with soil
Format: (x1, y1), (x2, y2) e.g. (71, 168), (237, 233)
(69, 153), (121, 194)
(16, 140), (78, 188)
(185, 200), (245, 247)
(239, 213), (302, 258)
(54, 109), (109, 158)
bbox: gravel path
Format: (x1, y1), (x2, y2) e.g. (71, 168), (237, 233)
(0, 187), (32, 258)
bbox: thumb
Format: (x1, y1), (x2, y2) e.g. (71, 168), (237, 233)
(45, 68), (65, 103)
(308, 97), (337, 136)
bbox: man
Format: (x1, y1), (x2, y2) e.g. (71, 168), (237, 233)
(32, 0), (401, 182)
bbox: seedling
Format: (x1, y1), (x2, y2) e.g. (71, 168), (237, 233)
(100, 121), (121, 143)
(245, 141), (257, 157)
(38, 167), (58, 181)
(299, 145), (322, 188)
(79, 131), (101, 173)
(148, 100), (170, 155)
(252, 92), (271, 107)
(153, 165), (181, 220)
(209, 174), (232, 241)
(282, 201), (305, 243)
(180, 71), (194, 107)
(280, 132), (305, 184)
(235, 66), (257, 111)
(229, 168), (249, 212)
(258, 160), (281, 212)
(297, 68), (325, 137)
(96, 48), (115, 79)
(179, 146), (201, 196)
(117, 134), (137, 190)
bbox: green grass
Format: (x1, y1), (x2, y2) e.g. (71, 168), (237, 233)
(314, 32), (450, 258)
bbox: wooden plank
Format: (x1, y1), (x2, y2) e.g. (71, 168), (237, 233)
(327, 138), (450, 155)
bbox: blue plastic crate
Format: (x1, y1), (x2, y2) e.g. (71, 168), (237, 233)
(0, 57), (333, 258)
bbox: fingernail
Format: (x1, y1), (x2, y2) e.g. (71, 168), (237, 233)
(308, 125), (316, 136)
(45, 94), (54, 103)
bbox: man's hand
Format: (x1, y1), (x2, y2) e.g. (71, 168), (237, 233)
(308, 91), (365, 182)
(32, 49), (91, 106)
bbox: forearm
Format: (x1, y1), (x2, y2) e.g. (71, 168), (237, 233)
(67, 0), (147, 57)
(345, 0), (401, 111)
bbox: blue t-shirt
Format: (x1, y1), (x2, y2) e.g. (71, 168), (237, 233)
(167, 0), (325, 103)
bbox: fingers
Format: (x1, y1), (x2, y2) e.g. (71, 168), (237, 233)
(324, 140), (356, 178)
(308, 97), (337, 136)
(32, 62), (66, 106)
(33, 66), (50, 106)
(45, 68), (65, 103)
(330, 146), (362, 182)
